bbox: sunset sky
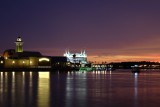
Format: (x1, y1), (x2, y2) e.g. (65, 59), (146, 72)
(1, 1), (160, 62)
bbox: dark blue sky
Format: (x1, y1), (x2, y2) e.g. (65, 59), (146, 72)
(1, 0), (160, 62)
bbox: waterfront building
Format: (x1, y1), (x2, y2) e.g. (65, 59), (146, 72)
(64, 50), (88, 64)
(63, 50), (88, 68)
(1, 37), (68, 70)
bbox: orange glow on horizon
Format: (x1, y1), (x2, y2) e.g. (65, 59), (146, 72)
(87, 55), (160, 63)
(25, 48), (160, 63)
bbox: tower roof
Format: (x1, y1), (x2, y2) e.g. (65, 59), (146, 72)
(16, 36), (23, 42)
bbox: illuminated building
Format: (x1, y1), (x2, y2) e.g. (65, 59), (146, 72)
(64, 50), (88, 64)
(3, 37), (43, 68)
(1, 37), (68, 70)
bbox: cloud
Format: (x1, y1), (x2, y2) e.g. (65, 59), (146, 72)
(88, 55), (160, 63)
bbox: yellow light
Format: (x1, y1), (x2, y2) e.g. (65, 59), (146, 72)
(12, 61), (15, 64)
(12, 72), (15, 76)
(39, 72), (49, 78)
(30, 72), (32, 76)
(39, 58), (50, 62)
(23, 61), (25, 63)
(22, 72), (25, 76)
(30, 61), (32, 64)
(0, 61), (3, 64)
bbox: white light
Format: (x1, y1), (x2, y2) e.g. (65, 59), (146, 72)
(110, 70), (112, 74)
(64, 51), (87, 64)
(0, 61), (3, 64)
(135, 72), (138, 75)
(12, 72), (15, 77)
(30, 72), (32, 76)
(17, 38), (22, 41)
(134, 65), (138, 67)
(39, 58), (50, 62)
(22, 72), (25, 76)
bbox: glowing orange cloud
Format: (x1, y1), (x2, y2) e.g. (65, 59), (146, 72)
(88, 55), (160, 63)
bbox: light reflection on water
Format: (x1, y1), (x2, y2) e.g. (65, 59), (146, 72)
(134, 73), (138, 107)
(38, 72), (49, 107)
(1, 71), (160, 107)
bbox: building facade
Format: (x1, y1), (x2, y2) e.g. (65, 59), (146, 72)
(64, 50), (88, 65)
(0, 37), (68, 70)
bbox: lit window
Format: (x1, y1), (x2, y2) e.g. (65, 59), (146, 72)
(39, 58), (50, 62)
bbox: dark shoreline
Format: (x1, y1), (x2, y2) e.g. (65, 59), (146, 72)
(0, 68), (80, 72)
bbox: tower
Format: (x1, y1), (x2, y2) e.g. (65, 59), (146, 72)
(15, 37), (24, 52)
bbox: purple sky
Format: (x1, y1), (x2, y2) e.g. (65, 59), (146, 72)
(1, 1), (160, 62)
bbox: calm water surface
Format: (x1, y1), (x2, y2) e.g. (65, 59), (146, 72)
(0, 70), (160, 107)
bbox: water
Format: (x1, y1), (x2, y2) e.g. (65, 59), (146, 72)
(0, 70), (160, 107)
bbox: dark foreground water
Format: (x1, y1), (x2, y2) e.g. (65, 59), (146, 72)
(0, 70), (160, 107)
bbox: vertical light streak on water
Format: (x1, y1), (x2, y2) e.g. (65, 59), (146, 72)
(14, 72), (24, 106)
(109, 70), (112, 103)
(95, 71), (98, 79)
(110, 70), (112, 75)
(4, 72), (7, 95)
(77, 72), (87, 107)
(21, 72), (25, 105)
(134, 73), (138, 107)
(22, 72), (25, 94)
(65, 71), (73, 107)
(65, 71), (87, 107)
(0, 72), (3, 103)
(12, 72), (15, 106)
(29, 72), (32, 102)
(38, 72), (50, 107)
